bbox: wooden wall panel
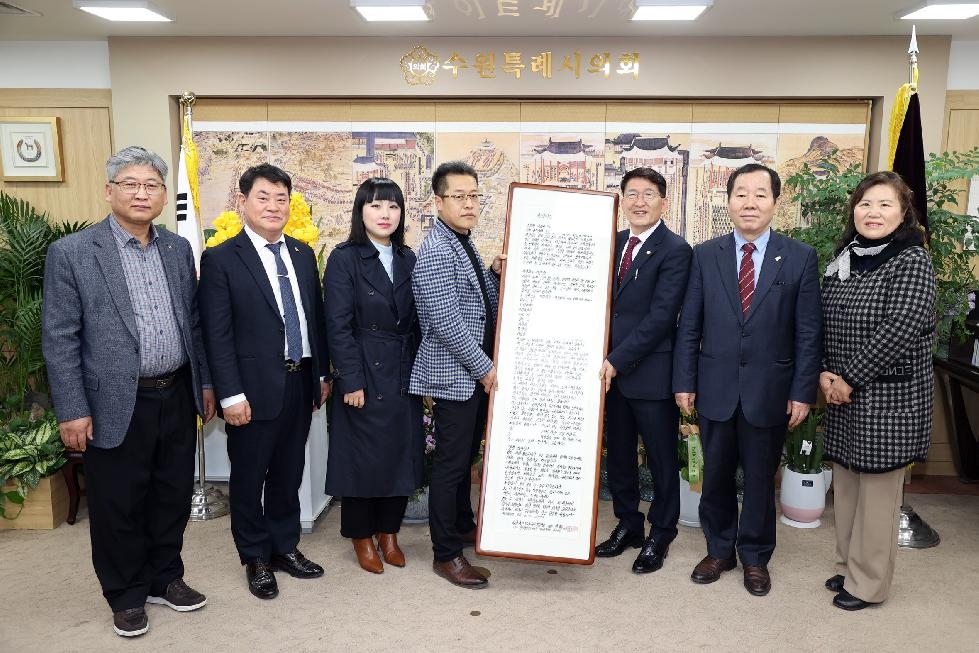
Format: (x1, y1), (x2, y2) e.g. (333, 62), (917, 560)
(605, 103), (693, 123)
(0, 93), (113, 223)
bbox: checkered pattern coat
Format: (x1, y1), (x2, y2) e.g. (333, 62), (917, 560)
(409, 219), (498, 401)
(822, 246), (936, 472)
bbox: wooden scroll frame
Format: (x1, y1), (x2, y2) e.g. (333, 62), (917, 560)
(476, 183), (618, 564)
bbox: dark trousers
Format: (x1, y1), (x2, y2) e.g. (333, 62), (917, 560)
(698, 403), (786, 566)
(226, 364), (313, 565)
(429, 387), (486, 562)
(340, 496), (409, 539)
(605, 382), (680, 545)
(83, 371), (196, 612)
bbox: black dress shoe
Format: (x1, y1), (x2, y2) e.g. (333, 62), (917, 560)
(631, 536), (669, 574)
(825, 574), (845, 592)
(595, 524), (644, 558)
(245, 561), (278, 600)
(271, 549), (324, 579)
(833, 589), (875, 611)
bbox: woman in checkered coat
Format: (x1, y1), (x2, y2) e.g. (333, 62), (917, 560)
(818, 171), (936, 611)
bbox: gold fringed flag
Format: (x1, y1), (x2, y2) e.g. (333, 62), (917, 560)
(888, 27), (928, 232)
(176, 111), (204, 272)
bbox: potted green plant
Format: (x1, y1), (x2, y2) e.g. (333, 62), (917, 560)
(677, 409), (703, 527)
(0, 192), (88, 408)
(1, 404), (68, 527)
(785, 147), (979, 346)
(779, 409), (830, 528)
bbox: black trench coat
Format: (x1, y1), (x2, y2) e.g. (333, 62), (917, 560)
(323, 241), (423, 497)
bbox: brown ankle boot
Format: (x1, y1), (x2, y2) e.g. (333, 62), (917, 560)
(352, 538), (383, 574)
(377, 533), (406, 567)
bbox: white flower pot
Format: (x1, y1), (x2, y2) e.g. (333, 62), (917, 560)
(403, 486), (430, 524)
(779, 466), (827, 529)
(679, 474), (701, 528)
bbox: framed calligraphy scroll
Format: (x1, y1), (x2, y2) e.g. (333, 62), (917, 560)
(476, 183), (618, 564)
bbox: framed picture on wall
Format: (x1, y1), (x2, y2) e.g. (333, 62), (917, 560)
(0, 117), (65, 182)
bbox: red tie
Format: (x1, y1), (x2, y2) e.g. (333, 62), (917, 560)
(739, 242), (756, 317)
(618, 236), (640, 287)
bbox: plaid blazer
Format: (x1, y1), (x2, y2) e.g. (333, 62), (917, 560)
(822, 246), (936, 472)
(409, 219), (499, 401)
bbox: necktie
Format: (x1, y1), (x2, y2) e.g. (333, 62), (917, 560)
(617, 236), (641, 287)
(739, 242), (756, 317)
(266, 242), (302, 363)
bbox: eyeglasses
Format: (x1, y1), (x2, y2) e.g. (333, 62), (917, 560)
(110, 180), (166, 196)
(624, 190), (663, 202)
(439, 193), (484, 204)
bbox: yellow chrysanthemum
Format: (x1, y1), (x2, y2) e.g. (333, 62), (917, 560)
(205, 210), (243, 249)
(207, 192), (319, 251)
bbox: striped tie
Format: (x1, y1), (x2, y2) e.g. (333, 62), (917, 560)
(739, 242), (756, 317)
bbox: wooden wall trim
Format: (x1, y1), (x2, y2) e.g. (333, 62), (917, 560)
(0, 89), (112, 108)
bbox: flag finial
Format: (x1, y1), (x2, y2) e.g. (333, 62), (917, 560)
(908, 26), (919, 87)
(180, 91), (197, 118)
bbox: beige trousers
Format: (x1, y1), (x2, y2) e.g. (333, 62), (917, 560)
(832, 464), (905, 603)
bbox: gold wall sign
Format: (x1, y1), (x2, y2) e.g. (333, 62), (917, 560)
(400, 45), (638, 84)
(400, 45), (442, 86)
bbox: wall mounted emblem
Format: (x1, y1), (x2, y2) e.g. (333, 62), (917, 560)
(400, 44), (440, 86)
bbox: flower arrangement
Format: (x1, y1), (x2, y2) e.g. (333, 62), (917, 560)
(204, 192), (321, 251)
(204, 210), (243, 247)
(413, 402), (436, 501)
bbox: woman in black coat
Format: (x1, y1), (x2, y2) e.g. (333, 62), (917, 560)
(819, 171), (936, 610)
(324, 177), (423, 573)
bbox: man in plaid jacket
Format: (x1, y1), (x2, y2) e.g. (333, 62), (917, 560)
(410, 161), (504, 589)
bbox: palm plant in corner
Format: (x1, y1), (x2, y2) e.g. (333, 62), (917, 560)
(0, 192), (86, 519)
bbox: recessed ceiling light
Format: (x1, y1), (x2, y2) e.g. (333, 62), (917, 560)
(632, 0), (713, 21)
(350, 0), (430, 22)
(900, 2), (979, 19)
(72, 0), (171, 22)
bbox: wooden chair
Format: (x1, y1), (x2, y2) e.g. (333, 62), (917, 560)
(61, 449), (85, 525)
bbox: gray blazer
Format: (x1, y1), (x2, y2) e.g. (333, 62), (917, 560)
(42, 217), (210, 449)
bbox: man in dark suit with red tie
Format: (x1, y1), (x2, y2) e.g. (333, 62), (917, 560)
(198, 164), (331, 600)
(673, 163), (822, 596)
(596, 167), (692, 574)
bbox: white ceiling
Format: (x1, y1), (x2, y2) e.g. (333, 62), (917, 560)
(1, 0), (978, 40)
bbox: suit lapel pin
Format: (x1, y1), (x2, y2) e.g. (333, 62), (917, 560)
(775, 256), (782, 262)
(645, 250), (652, 255)
(294, 246), (299, 253)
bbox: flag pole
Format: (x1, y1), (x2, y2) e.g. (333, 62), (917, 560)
(895, 28), (939, 548)
(181, 91), (230, 521)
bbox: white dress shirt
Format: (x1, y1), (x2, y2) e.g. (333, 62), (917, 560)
(220, 224), (313, 409)
(618, 220), (661, 271)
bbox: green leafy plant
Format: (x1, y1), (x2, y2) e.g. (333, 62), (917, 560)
(677, 409), (703, 483)
(786, 148), (979, 344)
(783, 409), (825, 475)
(1, 410), (66, 519)
(0, 192), (88, 405)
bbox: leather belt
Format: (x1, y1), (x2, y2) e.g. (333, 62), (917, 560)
(285, 359), (309, 373)
(137, 366), (185, 389)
